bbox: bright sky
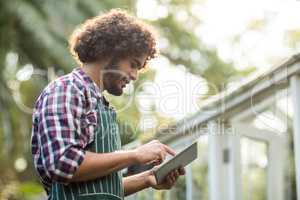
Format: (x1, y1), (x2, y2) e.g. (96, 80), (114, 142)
(136, 0), (300, 129)
(198, 0), (300, 69)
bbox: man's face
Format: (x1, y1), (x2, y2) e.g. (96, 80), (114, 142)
(102, 55), (147, 96)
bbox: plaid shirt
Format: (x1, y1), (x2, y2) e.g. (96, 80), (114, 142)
(31, 67), (106, 192)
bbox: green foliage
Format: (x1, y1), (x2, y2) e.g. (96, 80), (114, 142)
(17, 182), (45, 200)
(286, 29), (300, 48)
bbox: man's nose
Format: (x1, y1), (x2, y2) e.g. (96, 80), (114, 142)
(129, 69), (138, 81)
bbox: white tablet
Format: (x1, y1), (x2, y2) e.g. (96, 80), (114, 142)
(153, 142), (198, 184)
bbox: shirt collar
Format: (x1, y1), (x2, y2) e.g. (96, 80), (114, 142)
(73, 67), (112, 107)
(73, 67), (102, 98)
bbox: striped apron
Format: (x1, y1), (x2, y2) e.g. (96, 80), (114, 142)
(48, 98), (124, 200)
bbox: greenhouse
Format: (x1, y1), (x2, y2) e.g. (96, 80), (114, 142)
(125, 54), (300, 200)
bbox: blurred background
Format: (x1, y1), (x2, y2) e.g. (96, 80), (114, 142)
(0, 0), (300, 199)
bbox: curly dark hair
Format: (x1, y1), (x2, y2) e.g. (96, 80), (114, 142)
(69, 9), (158, 66)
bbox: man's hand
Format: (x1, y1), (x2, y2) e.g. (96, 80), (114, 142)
(146, 167), (185, 190)
(133, 140), (176, 165)
(123, 166), (185, 196)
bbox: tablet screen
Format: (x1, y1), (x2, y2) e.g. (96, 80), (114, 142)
(154, 141), (198, 184)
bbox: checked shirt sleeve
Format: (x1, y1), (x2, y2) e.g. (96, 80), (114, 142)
(38, 83), (96, 183)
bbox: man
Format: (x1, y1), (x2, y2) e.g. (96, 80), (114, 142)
(31, 9), (185, 200)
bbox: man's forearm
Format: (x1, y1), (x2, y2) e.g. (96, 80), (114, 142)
(70, 150), (137, 182)
(123, 171), (151, 196)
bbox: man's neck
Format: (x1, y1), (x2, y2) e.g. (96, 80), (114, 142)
(81, 63), (104, 91)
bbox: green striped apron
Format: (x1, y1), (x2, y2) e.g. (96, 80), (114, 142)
(48, 98), (124, 200)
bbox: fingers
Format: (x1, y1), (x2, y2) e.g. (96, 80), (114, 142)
(156, 169), (183, 190)
(155, 142), (173, 162)
(174, 170), (180, 179)
(152, 146), (165, 165)
(162, 144), (176, 156)
(166, 171), (177, 186)
(178, 167), (185, 175)
(153, 158), (163, 166)
(159, 146), (167, 161)
(169, 169), (182, 182)
(151, 140), (176, 156)
(166, 173), (175, 187)
(140, 140), (177, 166)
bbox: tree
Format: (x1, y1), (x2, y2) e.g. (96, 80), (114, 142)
(0, 0), (256, 198)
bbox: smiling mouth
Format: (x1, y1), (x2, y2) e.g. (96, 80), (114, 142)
(121, 77), (130, 88)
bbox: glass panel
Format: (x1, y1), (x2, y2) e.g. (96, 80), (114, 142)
(191, 136), (209, 200)
(241, 137), (267, 200)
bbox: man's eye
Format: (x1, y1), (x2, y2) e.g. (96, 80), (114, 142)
(131, 62), (138, 69)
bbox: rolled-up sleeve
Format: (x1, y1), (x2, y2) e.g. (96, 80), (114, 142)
(38, 83), (95, 183)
